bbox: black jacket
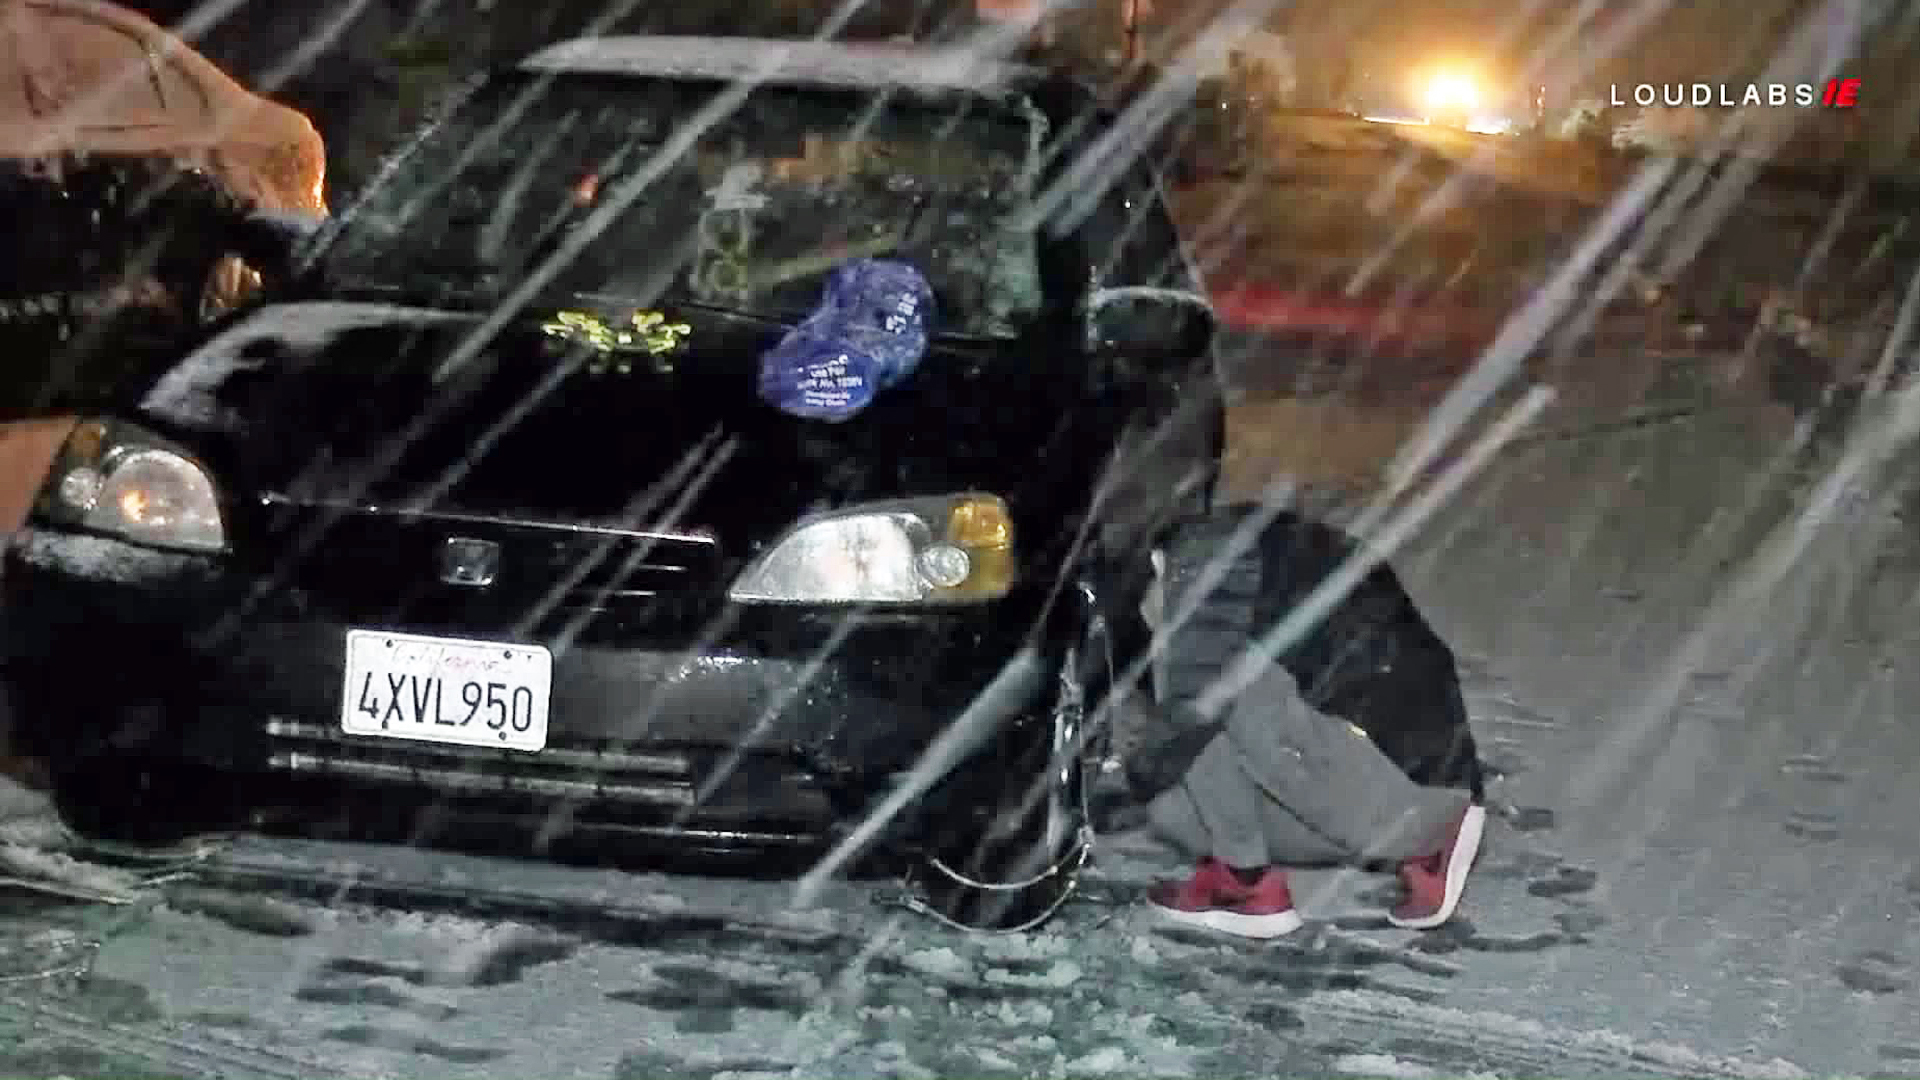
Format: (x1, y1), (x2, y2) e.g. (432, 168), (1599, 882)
(1129, 503), (1486, 801)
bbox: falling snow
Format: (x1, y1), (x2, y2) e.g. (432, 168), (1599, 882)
(4, 0), (1920, 1077)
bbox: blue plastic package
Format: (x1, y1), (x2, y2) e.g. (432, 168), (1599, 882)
(756, 258), (935, 423)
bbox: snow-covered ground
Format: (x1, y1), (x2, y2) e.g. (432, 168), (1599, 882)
(2, 371), (1917, 1080)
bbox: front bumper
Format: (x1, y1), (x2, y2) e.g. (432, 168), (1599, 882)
(2, 528), (1066, 852)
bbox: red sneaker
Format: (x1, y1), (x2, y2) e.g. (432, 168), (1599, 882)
(1388, 802), (1487, 929)
(1147, 858), (1303, 939)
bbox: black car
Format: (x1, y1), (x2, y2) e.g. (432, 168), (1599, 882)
(1, 37), (1225, 930)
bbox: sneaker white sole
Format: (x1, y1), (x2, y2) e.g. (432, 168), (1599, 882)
(1150, 903), (1305, 939)
(1387, 802), (1487, 930)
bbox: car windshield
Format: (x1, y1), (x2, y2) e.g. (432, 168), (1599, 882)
(322, 75), (1047, 339)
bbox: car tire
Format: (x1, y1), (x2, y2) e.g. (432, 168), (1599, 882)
(909, 652), (1100, 932)
(46, 756), (232, 847)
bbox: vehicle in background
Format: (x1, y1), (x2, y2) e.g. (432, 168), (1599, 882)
(1, 36), (1224, 930)
(0, 0), (325, 529)
(1349, 60), (1524, 134)
(1419, 68), (1480, 128)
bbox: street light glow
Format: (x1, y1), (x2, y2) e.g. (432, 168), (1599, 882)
(1424, 73), (1480, 113)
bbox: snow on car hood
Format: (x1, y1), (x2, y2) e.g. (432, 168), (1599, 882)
(139, 302), (469, 430)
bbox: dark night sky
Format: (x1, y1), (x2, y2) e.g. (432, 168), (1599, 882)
(126, 0), (1909, 99)
(1266, 0), (1906, 97)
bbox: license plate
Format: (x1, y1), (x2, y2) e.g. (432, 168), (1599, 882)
(341, 630), (552, 752)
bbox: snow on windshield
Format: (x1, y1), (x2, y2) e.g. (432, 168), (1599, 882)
(324, 76), (1046, 338)
(517, 35), (1038, 92)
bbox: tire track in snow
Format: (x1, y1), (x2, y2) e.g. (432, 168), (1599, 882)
(1143, 921), (1800, 1080)
(1293, 990), (1809, 1080)
(2, 834), (1829, 1080)
(0, 990), (329, 1080)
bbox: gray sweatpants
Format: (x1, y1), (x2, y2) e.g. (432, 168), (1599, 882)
(1148, 664), (1469, 868)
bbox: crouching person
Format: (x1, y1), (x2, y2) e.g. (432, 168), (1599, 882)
(1125, 505), (1487, 939)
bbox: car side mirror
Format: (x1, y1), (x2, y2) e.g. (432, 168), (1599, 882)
(1084, 286), (1216, 360)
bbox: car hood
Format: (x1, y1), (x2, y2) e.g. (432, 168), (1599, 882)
(134, 300), (1102, 550)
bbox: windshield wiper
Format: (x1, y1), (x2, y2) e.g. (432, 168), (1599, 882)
(667, 298), (1005, 345)
(665, 299), (792, 327)
(746, 233), (907, 292)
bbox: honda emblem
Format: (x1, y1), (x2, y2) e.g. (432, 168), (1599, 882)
(438, 537), (500, 587)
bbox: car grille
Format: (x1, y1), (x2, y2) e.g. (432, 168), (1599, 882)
(259, 719), (838, 824)
(245, 496), (728, 632)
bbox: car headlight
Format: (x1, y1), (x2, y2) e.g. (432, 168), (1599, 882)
(36, 420), (226, 553)
(729, 494), (1016, 605)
